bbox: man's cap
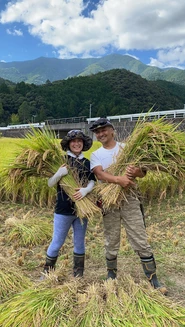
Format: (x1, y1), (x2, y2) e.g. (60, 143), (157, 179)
(61, 130), (93, 151)
(89, 118), (115, 132)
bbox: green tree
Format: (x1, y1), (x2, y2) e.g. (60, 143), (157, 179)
(37, 106), (47, 122)
(10, 113), (20, 124)
(0, 102), (4, 119)
(0, 102), (5, 126)
(18, 101), (31, 123)
(0, 83), (10, 94)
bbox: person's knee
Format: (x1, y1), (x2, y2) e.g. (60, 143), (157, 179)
(135, 249), (153, 258)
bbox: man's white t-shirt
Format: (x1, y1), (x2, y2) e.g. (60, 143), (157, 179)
(90, 142), (125, 171)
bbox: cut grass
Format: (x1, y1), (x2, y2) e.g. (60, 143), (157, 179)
(0, 257), (32, 301)
(0, 277), (185, 327)
(5, 216), (53, 247)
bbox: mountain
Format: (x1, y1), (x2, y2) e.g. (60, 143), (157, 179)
(0, 54), (185, 86)
(1, 68), (185, 127)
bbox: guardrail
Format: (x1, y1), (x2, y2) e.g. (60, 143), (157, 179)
(45, 116), (87, 125)
(1, 109), (185, 131)
(0, 122), (45, 130)
(87, 109), (185, 123)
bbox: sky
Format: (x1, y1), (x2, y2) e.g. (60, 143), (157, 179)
(0, 0), (185, 69)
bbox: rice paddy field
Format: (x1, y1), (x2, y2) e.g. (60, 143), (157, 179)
(0, 136), (185, 326)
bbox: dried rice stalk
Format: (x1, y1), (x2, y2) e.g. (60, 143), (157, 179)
(5, 216), (53, 247)
(1, 276), (185, 326)
(0, 257), (31, 300)
(1, 127), (102, 221)
(97, 117), (185, 211)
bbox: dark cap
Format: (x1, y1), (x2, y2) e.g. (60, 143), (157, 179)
(61, 130), (93, 151)
(89, 118), (115, 132)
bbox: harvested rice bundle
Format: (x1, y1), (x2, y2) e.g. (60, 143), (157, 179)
(75, 283), (104, 327)
(97, 118), (185, 211)
(0, 282), (77, 327)
(116, 276), (185, 326)
(5, 216), (53, 247)
(1, 276), (185, 326)
(0, 257), (31, 301)
(137, 170), (182, 202)
(74, 277), (185, 326)
(1, 127), (102, 221)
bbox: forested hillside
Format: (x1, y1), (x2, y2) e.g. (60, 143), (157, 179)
(0, 68), (185, 126)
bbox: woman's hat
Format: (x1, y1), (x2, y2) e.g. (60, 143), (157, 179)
(89, 117), (115, 132)
(61, 130), (93, 151)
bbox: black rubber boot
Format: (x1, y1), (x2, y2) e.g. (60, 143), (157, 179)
(73, 253), (85, 277)
(40, 255), (58, 281)
(140, 255), (167, 295)
(43, 255), (58, 273)
(106, 257), (117, 280)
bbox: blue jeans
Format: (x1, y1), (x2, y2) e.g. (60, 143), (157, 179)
(47, 213), (88, 257)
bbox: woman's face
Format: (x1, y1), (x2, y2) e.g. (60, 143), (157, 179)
(69, 138), (83, 155)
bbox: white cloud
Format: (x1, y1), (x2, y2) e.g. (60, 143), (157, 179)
(125, 53), (139, 61)
(149, 47), (185, 69)
(6, 27), (23, 36)
(0, 0), (185, 67)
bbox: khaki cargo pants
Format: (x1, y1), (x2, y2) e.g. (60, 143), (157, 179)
(103, 196), (153, 260)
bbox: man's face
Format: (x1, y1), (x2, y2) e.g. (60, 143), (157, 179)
(94, 126), (114, 145)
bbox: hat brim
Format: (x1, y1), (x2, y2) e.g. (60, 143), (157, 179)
(89, 122), (114, 132)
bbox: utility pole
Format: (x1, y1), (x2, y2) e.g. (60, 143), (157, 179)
(32, 115), (36, 123)
(89, 104), (92, 118)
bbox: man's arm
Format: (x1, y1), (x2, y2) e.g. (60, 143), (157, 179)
(93, 165), (135, 188)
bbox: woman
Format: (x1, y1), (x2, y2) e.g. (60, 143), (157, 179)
(42, 130), (96, 277)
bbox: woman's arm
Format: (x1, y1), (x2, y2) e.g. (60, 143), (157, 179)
(73, 180), (95, 200)
(48, 166), (68, 187)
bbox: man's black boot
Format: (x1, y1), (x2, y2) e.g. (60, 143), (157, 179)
(106, 257), (117, 280)
(140, 255), (167, 295)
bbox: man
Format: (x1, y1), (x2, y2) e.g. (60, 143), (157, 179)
(90, 117), (167, 295)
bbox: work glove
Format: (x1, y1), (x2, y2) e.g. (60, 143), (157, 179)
(73, 180), (95, 200)
(48, 166), (68, 187)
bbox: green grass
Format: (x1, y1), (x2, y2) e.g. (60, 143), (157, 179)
(0, 137), (101, 166)
(0, 137), (26, 167)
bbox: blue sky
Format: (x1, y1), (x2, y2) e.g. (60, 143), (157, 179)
(0, 0), (185, 69)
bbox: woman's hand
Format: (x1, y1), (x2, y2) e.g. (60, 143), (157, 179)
(73, 180), (95, 200)
(73, 188), (85, 201)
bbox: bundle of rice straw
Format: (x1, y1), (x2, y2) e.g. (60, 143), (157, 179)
(97, 117), (185, 211)
(2, 127), (102, 221)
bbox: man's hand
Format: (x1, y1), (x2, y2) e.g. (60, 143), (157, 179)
(115, 175), (135, 188)
(126, 165), (146, 179)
